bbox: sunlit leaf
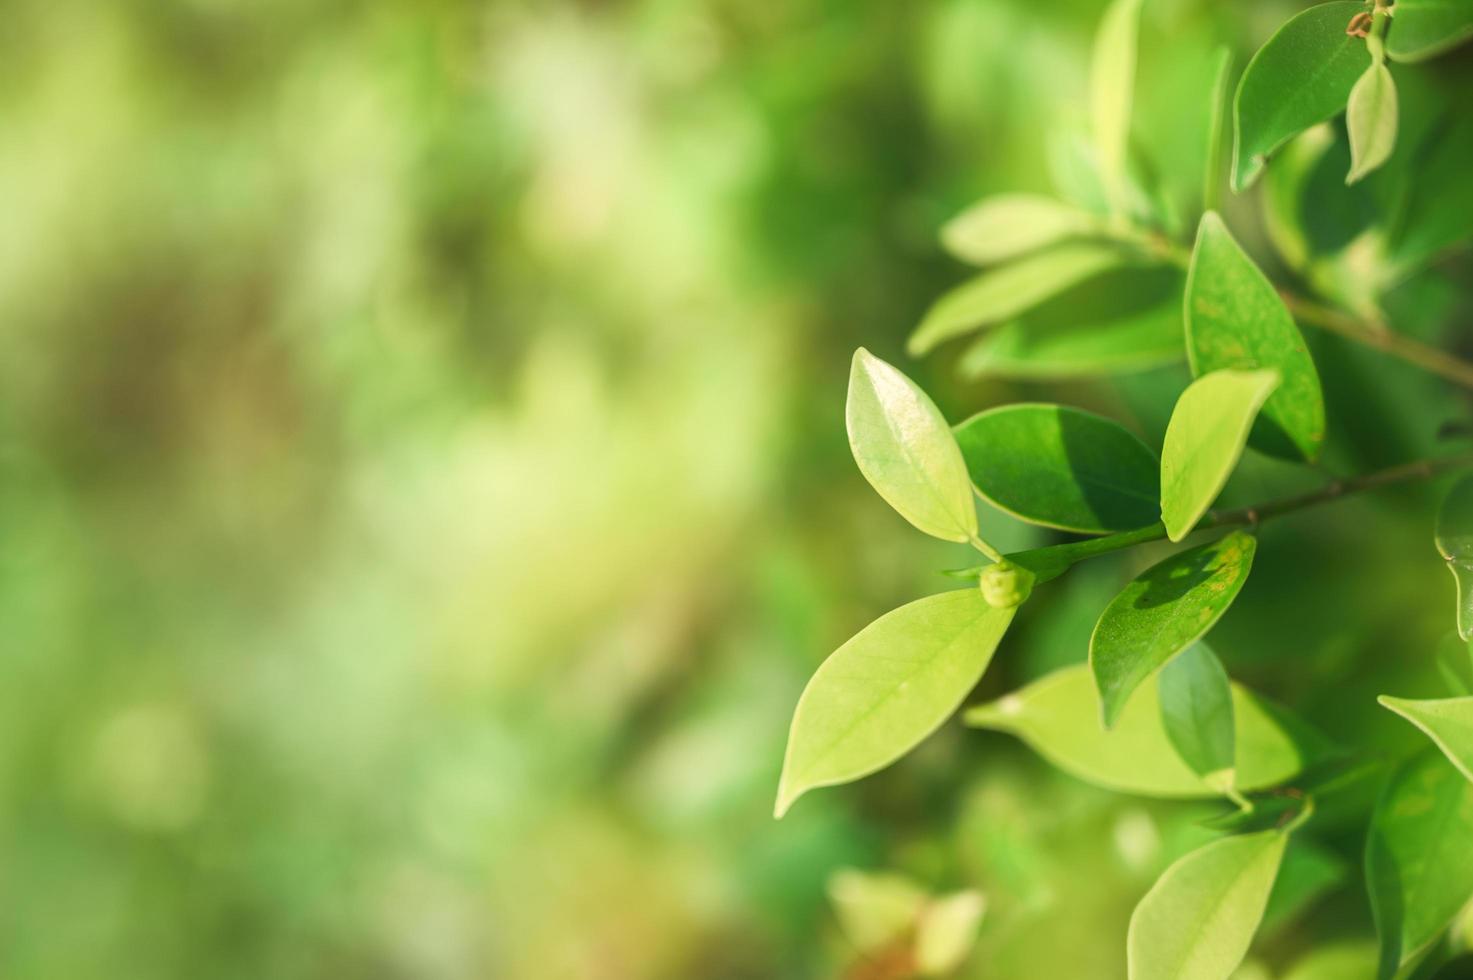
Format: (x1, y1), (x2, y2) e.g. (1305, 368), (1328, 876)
(846, 348), (976, 543)
(1345, 62), (1398, 184)
(965, 665), (1329, 797)
(827, 868), (929, 951)
(1386, 0), (1473, 62)
(953, 404), (1159, 534)
(776, 590), (1015, 817)
(1366, 750), (1473, 976)
(1232, 1), (1370, 190)
(1159, 643), (1236, 788)
(1127, 829), (1288, 980)
(1379, 695), (1473, 784)
(1185, 213), (1325, 462)
(1092, 532), (1257, 727)
(1090, 0), (1143, 215)
(1436, 474), (1473, 640)
(915, 891), (985, 976)
(907, 243), (1128, 356)
(1160, 370), (1281, 541)
(941, 194), (1098, 266)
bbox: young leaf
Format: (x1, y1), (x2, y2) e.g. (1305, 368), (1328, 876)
(1202, 47), (1233, 214)
(827, 868), (929, 951)
(1232, 1), (1371, 191)
(1159, 643), (1236, 789)
(965, 665), (1326, 798)
(1385, 0), (1473, 62)
(776, 590), (1015, 817)
(1092, 531), (1257, 727)
(915, 891), (985, 976)
(907, 243), (1127, 356)
(1345, 63), (1398, 185)
(1185, 213), (1325, 462)
(1436, 474), (1473, 640)
(1366, 750), (1473, 976)
(953, 404), (1160, 534)
(846, 348), (976, 543)
(1160, 370), (1281, 541)
(1379, 695), (1473, 784)
(1090, 0), (1143, 216)
(940, 194), (1098, 266)
(1127, 829), (1289, 980)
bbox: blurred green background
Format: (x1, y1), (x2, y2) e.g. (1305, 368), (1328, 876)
(2, 0), (1469, 977)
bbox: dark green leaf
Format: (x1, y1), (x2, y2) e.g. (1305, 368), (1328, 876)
(1092, 531), (1257, 727)
(941, 194), (1098, 266)
(1159, 643), (1236, 788)
(1262, 838), (1348, 935)
(1233, 1), (1371, 191)
(846, 348), (977, 543)
(1366, 750), (1473, 976)
(1388, 113), (1473, 269)
(965, 665), (1325, 797)
(1160, 370), (1281, 541)
(1127, 829), (1288, 980)
(1380, 695), (1473, 784)
(1185, 213), (1325, 462)
(953, 404), (1159, 534)
(908, 243), (1129, 356)
(1386, 0), (1473, 62)
(776, 590), (1015, 817)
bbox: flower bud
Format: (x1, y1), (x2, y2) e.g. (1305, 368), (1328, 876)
(979, 561), (1034, 608)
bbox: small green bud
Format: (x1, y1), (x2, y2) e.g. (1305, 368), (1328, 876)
(979, 561), (1034, 608)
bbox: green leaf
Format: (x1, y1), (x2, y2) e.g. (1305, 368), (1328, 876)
(1092, 531), (1258, 727)
(1346, 62), (1398, 184)
(1160, 370), (1281, 542)
(1127, 829), (1288, 980)
(827, 868), (928, 951)
(957, 265), (1184, 380)
(1281, 941), (1379, 980)
(907, 243), (1128, 356)
(915, 891), (986, 976)
(953, 404), (1159, 534)
(965, 665), (1327, 797)
(1232, 1), (1371, 191)
(1379, 695), (1473, 784)
(1203, 47), (1233, 214)
(1386, 0), (1473, 62)
(1159, 643), (1236, 789)
(846, 348), (976, 543)
(941, 194), (1098, 266)
(776, 590), (1015, 817)
(1185, 213), (1325, 463)
(1366, 750), (1473, 976)
(1262, 838), (1348, 935)
(1090, 0), (1143, 215)
(1387, 113), (1473, 269)
(1436, 634), (1473, 697)
(1436, 474), (1473, 640)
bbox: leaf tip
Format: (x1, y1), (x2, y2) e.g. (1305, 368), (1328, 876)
(773, 773), (804, 819)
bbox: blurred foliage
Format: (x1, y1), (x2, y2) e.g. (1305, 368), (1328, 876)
(0, 0), (1469, 977)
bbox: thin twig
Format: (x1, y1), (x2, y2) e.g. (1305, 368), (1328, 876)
(1278, 291), (1473, 391)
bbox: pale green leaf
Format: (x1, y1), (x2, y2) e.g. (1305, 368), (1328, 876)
(846, 348), (976, 543)
(965, 665), (1328, 797)
(827, 868), (928, 951)
(1366, 750), (1473, 976)
(907, 243), (1127, 356)
(1386, 0), (1473, 62)
(1203, 47), (1233, 214)
(1160, 370), (1281, 541)
(1090, 0), (1143, 215)
(1127, 829), (1288, 980)
(1185, 213), (1325, 462)
(953, 404), (1159, 534)
(1437, 474), (1473, 640)
(941, 194), (1098, 266)
(1092, 532), (1257, 727)
(915, 891), (985, 976)
(1346, 63), (1398, 184)
(1260, 124), (1336, 272)
(1379, 695), (1473, 784)
(1232, 1), (1371, 191)
(1159, 643), (1236, 788)
(776, 590), (1014, 817)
